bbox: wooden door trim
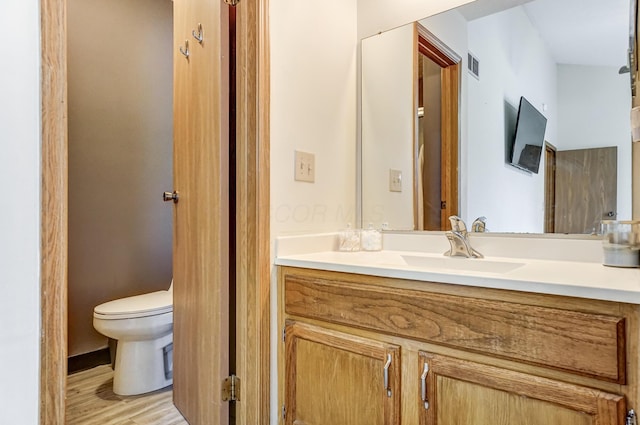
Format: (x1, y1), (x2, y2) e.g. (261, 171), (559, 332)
(544, 143), (556, 233)
(40, 0), (68, 423)
(39, 0), (270, 423)
(417, 25), (461, 67)
(415, 23), (460, 230)
(235, 0), (271, 423)
(440, 64), (459, 227)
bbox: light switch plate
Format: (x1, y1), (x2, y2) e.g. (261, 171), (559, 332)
(389, 169), (402, 192)
(294, 150), (315, 183)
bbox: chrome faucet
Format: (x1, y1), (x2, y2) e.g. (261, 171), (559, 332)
(444, 216), (484, 258)
(471, 216), (487, 232)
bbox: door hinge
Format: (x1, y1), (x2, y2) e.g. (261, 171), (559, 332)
(282, 404), (286, 420)
(282, 326), (286, 342)
(222, 374), (240, 402)
(627, 409), (637, 425)
(224, 0), (240, 6)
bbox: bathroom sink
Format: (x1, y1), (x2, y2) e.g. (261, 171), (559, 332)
(401, 255), (524, 274)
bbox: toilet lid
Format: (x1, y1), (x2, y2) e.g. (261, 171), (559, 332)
(94, 290), (173, 319)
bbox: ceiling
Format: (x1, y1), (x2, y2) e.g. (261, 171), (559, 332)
(457, 0), (631, 67)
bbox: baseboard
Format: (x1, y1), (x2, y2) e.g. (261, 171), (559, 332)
(68, 348), (111, 375)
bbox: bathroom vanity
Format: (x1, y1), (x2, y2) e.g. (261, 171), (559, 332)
(276, 233), (640, 425)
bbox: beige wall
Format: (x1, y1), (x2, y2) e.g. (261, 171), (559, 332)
(269, 0), (359, 420)
(68, 0), (173, 356)
(270, 0), (358, 238)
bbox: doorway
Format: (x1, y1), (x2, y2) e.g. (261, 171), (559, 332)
(66, 0), (174, 372)
(415, 25), (460, 230)
(65, 0), (177, 419)
(40, 0), (271, 423)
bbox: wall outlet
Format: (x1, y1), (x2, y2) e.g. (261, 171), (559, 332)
(294, 150), (315, 183)
(389, 169), (402, 192)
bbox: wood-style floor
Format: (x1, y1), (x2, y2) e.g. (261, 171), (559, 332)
(66, 365), (188, 425)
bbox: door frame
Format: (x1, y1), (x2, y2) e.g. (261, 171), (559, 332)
(39, 0), (271, 423)
(415, 24), (460, 230)
(544, 142), (556, 233)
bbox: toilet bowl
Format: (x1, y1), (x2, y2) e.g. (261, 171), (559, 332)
(93, 282), (173, 396)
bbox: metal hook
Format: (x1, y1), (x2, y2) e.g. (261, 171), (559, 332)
(192, 23), (203, 44)
(179, 40), (189, 58)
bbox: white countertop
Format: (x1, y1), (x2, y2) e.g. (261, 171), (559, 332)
(275, 233), (640, 304)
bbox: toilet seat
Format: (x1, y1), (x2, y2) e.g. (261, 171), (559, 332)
(94, 290), (172, 320)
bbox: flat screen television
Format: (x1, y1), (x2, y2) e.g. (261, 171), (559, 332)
(509, 96), (547, 174)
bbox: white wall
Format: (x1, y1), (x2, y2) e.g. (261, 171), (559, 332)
(357, 0), (475, 39)
(465, 6), (557, 233)
(361, 24), (415, 229)
(269, 0), (358, 422)
(0, 1), (41, 424)
(557, 64), (632, 220)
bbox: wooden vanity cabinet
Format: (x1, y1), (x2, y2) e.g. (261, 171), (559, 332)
(278, 266), (634, 425)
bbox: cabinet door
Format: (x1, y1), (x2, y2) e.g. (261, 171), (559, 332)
(284, 321), (401, 425)
(417, 352), (626, 425)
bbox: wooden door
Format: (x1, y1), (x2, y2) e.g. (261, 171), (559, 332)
(173, 0), (230, 423)
(418, 54), (443, 230)
(555, 147), (617, 234)
(284, 321), (401, 425)
(418, 352), (626, 425)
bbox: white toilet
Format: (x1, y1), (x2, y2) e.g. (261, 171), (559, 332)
(93, 282), (173, 396)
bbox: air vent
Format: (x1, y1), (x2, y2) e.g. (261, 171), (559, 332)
(468, 52), (480, 80)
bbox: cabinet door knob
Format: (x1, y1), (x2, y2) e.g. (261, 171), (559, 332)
(383, 353), (392, 397)
(421, 362), (430, 410)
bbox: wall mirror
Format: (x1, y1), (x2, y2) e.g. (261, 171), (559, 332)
(361, 0), (634, 234)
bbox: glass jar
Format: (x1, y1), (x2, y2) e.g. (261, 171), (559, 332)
(361, 223), (382, 251)
(338, 224), (361, 252)
(601, 220), (640, 267)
